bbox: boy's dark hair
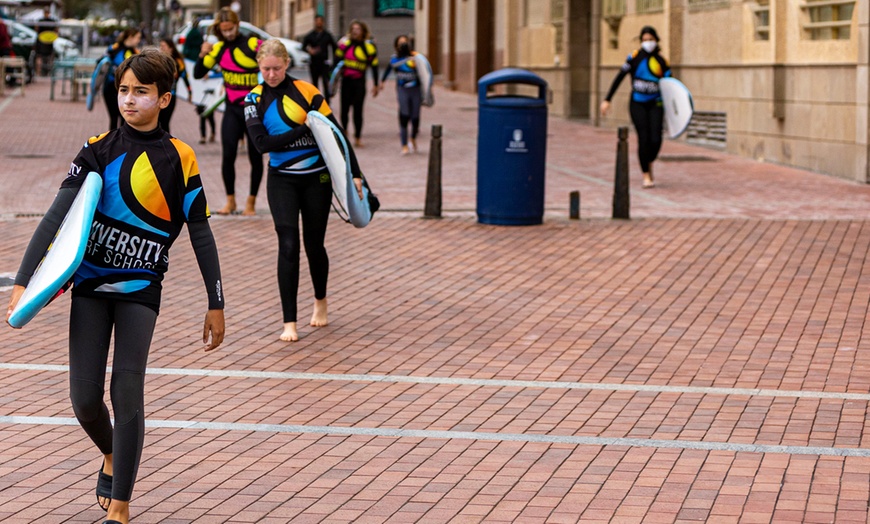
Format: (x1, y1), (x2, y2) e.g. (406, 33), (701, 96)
(114, 47), (176, 96)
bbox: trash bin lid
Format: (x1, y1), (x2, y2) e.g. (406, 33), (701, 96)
(478, 68), (548, 107)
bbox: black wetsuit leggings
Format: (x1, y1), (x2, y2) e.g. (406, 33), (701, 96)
(310, 64), (331, 105)
(158, 94), (176, 135)
(69, 296), (157, 502)
(102, 81), (122, 131)
(398, 85), (422, 146)
(629, 99), (664, 174)
(222, 103), (264, 198)
(267, 172), (332, 323)
(340, 77), (366, 139)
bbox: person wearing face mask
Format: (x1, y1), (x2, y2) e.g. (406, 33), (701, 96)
(194, 7), (265, 216)
(600, 26), (671, 189)
(243, 39), (364, 343)
(335, 20), (380, 147)
(380, 35), (422, 155)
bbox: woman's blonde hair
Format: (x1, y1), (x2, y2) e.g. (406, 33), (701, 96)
(211, 7), (240, 40)
(256, 39), (290, 63)
(347, 19), (371, 40)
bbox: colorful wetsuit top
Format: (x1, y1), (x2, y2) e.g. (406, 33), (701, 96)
(105, 44), (138, 83)
(335, 37), (378, 84)
(381, 52), (420, 89)
(61, 125), (220, 312)
(172, 56), (191, 95)
(244, 75), (361, 178)
(194, 36), (262, 106)
(604, 49), (671, 104)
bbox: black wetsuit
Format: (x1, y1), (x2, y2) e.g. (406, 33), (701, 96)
(335, 37), (379, 140)
(302, 28), (337, 104)
(604, 48), (671, 173)
(15, 124), (223, 502)
(244, 76), (360, 322)
(194, 35), (264, 200)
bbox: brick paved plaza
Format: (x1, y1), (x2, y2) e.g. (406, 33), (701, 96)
(2, 72), (870, 522)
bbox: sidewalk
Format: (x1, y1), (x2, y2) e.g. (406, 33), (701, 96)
(1, 74), (870, 523)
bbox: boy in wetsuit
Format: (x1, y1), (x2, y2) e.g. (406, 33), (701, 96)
(6, 48), (225, 524)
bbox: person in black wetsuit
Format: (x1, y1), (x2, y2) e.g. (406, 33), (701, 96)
(194, 7), (264, 215)
(335, 20), (379, 147)
(244, 39), (363, 342)
(601, 25), (671, 189)
(103, 29), (141, 131)
(6, 49), (225, 524)
(157, 38), (192, 135)
(302, 15), (337, 105)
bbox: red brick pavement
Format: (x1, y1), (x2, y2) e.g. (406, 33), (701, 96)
(1, 75), (870, 523)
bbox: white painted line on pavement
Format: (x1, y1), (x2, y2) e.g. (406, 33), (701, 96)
(1, 362), (869, 401)
(0, 414), (868, 457)
(548, 164), (678, 206)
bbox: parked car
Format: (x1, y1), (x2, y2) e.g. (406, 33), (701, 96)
(173, 20), (309, 68)
(9, 20), (79, 59)
(7, 20), (79, 82)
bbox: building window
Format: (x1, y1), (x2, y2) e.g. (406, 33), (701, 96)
(752, 0), (770, 41)
(636, 0), (663, 13)
(552, 0), (564, 55)
(802, 0), (854, 40)
(603, 0), (625, 49)
(687, 0), (729, 9)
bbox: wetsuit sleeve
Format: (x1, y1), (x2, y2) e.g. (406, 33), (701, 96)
(194, 42), (222, 79)
(179, 61), (192, 91)
(380, 62), (393, 84)
(243, 88), (310, 154)
(14, 188), (78, 287)
(368, 43), (379, 86)
(604, 53), (634, 102)
(187, 220), (224, 310)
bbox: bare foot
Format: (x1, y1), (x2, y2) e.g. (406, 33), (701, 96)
(310, 298), (328, 327)
(106, 499), (130, 524)
(280, 322), (298, 342)
(410, 138), (417, 152)
(215, 195), (237, 215)
(242, 195), (256, 216)
(401, 145), (409, 155)
(354, 138), (363, 148)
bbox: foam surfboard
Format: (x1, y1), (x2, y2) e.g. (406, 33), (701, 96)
(306, 111), (375, 228)
(200, 93), (225, 118)
(8, 172), (103, 328)
(328, 61), (344, 98)
(413, 53), (434, 107)
(659, 77), (694, 139)
(86, 56), (111, 111)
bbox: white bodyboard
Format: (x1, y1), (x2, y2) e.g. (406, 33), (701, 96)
(307, 111), (375, 228)
(9, 172), (103, 328)
(659, 77), (694, 139)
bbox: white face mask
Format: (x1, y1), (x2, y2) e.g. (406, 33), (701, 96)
(641, 40), (657, 53)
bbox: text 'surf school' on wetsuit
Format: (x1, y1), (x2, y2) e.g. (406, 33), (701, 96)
(335, 37), (378, 139)
(381, 52), (422, 147)
(194, 35), (264, 198)
(103, 43), (138, 130)
(244, 76), (361, 323)
(14, 125), (223, 502)
(604, 48), (671, 173)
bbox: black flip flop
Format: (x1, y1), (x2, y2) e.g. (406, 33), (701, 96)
(96, 464), (112, 511)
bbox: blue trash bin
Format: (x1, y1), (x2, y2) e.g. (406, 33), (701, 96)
(477, 68), (548, 225)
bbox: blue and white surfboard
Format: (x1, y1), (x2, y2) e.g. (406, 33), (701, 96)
(307, 111), (375, 228)
(8, 172), (103, 328)
(328, 61), (344, 98)
(413, 53), (434, 107)
(86, 56), (111, 112)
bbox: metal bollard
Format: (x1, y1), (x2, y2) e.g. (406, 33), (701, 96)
(612, 126), (630, 219)
(570, 191), (580, 220)
(425, 124), (443, 218)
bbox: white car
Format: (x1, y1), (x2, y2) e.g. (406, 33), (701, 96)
(174, 20), (309, 68)
(9, 20), (79, 59)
